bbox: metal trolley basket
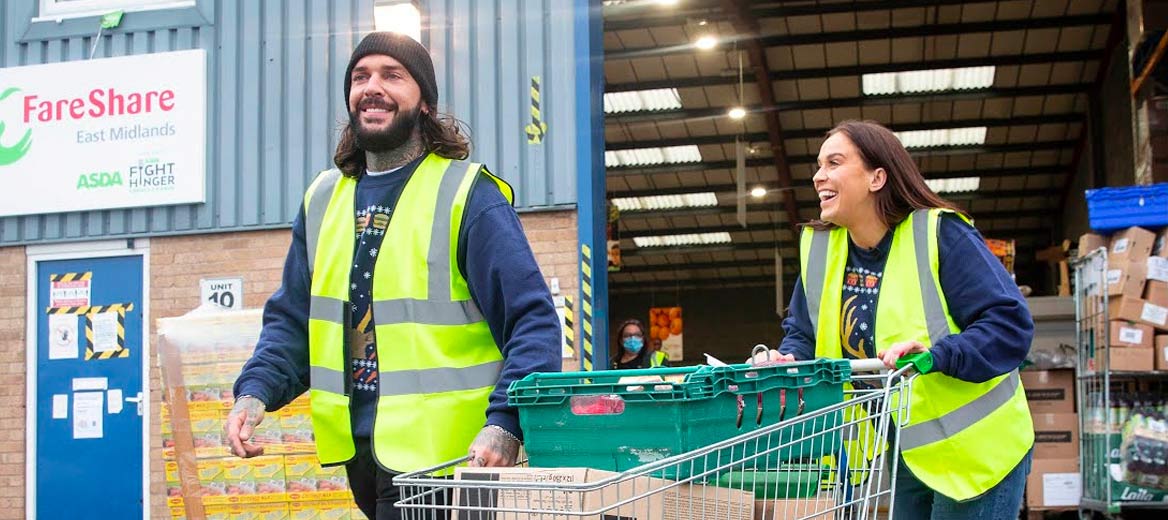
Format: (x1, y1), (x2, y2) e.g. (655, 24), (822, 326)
(394, 354), (920, 520)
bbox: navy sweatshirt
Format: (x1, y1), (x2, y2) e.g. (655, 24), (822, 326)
(779, 214), (1034, 383)
(233, 158), (562, 441)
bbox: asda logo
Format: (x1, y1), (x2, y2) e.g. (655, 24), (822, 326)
(0, 87), (32, 166)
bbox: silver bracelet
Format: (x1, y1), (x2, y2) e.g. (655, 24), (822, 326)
(487, 424), (521, 444)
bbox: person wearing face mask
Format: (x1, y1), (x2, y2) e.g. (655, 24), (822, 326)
(612, 319), (669, 370)
(752, 120), (1034, 519)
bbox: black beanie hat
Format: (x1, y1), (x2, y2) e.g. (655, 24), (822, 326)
(344, 32), (438, 109)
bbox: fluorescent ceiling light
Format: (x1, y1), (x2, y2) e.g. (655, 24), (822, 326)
(727, 106), (747, 120)
(750, 186), (767, 198)
(633, 232), (733, 248)
(605, 145), (702, 168)
(894, 127), (986, 149)
(862, 66), (995, 96)
(604, 88), (682, 114)
(611, 192), (717, 212)
(694, 35), (718, 50)
(374, 2), (422, 42)
(925, 176), (981, 193)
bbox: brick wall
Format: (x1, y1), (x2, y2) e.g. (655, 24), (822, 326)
(0, 246), (26, 518)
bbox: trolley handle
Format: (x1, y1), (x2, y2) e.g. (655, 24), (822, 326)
(848, 352), (935, 374)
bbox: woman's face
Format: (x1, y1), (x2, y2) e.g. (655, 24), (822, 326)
(812, 132), (885, 228)
(620, 324), (643, 342)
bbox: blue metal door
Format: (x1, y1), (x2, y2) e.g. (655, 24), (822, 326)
(35, 255), (144, 520)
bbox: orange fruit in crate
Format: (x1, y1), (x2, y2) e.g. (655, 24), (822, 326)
(658, 327), (671, 341)
(650, 325), (660, 340)
(669, 307), (681, 319)
(656, 314), (670, 328)
(670, 318), (683, 335)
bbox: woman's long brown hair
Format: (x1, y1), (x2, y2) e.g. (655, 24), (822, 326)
(333, 111), (472, 177)
(808, 120), (966, 230)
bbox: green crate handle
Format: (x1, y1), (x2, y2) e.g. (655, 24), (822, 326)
(895, 351), (934, 374)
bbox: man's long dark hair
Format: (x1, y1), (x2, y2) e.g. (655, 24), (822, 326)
(808, 120), (966, 230)
(333, 111), (472, 177)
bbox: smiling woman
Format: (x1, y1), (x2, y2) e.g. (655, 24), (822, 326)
(764, 120), (1036, 520)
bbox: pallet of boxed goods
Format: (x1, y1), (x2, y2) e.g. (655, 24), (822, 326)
(157, 308), (368, 520)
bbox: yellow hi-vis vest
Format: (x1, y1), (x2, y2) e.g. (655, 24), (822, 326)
(800, 208), (1033, 501)
(302, 153), (514, 471)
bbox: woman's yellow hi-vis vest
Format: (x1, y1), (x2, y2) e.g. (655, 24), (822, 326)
(800, 208), (1033, 501)
(302, 153), (514, 472)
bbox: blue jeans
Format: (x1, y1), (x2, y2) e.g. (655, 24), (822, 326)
(892, 449), (1032, 520)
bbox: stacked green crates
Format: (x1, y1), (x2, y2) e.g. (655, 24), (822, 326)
(508, 359), (850, 480)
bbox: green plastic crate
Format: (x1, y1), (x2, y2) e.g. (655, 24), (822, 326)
(508, 359), (849, 479)
(713, 465), (826, 499)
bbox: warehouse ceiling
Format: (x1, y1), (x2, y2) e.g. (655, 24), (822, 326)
(603, 0), (1119, 295)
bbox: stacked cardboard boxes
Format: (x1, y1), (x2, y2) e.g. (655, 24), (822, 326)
(158, 309), (369, 520)
(1022, 369), (1082, 510)
(1081, 227), (1168, 372)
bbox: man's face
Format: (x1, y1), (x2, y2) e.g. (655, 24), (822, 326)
(348, 54), (425, 153)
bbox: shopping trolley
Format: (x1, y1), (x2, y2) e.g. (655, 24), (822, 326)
(394, 347), (924, 520)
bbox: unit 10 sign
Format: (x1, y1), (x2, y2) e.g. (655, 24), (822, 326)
(200, 277), (242, 311)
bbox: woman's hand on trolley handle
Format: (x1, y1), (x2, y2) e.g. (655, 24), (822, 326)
(877, 340), (927, 371)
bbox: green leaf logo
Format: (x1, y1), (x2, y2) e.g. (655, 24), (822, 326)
(0, 87), (32, 166)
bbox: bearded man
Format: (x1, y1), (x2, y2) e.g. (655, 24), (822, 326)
(224, 32), (562, 520)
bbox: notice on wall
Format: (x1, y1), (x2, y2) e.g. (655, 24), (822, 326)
(72, 391), (103, 439)
(51, 394), (68, 419)
(50, 275), (90, 308)
(48, 313), (78, 360)
(90, 311), (119, 353)
(0, 50), (206, 217)
(107, 389), (122, 414)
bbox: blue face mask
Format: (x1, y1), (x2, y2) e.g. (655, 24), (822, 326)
(622, 336), (644, 354)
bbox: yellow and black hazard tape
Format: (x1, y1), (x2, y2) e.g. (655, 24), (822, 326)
(46, 302), (134, 315)
(580, 245), (594, 371)
(525, 75), (549, 144)
(50, 272), (92, 283)
(563, 295), (575, 355)
(85, 305), (131, 360)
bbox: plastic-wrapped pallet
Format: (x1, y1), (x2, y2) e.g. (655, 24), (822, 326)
(157, 306), (368, 520)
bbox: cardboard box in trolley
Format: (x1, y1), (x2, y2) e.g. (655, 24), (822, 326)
(1080, 232), (1109, 257)
(1110, 321), (1155, 348)
(1102, 346), (1155, 372)
(1109, 296), (1168, 331)
(1109, 227), (1157, 266)
(1030, 413), (1079, 460)
(753, 494), (837, 519)
(1019, 369), (1075, 413)
(451, 467), (754, 520)
(1026, 458), (1081, 509)
(1157, 336), (1168, 371)
(1107, 260), (1148, 297)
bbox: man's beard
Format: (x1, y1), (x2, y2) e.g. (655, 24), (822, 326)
(349, 101), (422, 153)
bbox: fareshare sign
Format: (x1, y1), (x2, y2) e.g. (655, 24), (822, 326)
(0, 49), (205, 217)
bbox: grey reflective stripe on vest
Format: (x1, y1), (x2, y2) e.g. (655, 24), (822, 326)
(371, 298), (484, 325)
(305, 169), (343, 276)
(367, 159), (484, 326)
(899, 370), (1022, 451)
(379, 360), (503, 397)
(911, 209), (952, 345)
(310, 365), (348, 395)
(804, 230), (830, 335)
(309, 295), (347, 325)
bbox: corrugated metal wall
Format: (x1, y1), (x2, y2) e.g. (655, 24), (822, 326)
(0, 0), (577, 246)
(427, 0), (578, 209)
